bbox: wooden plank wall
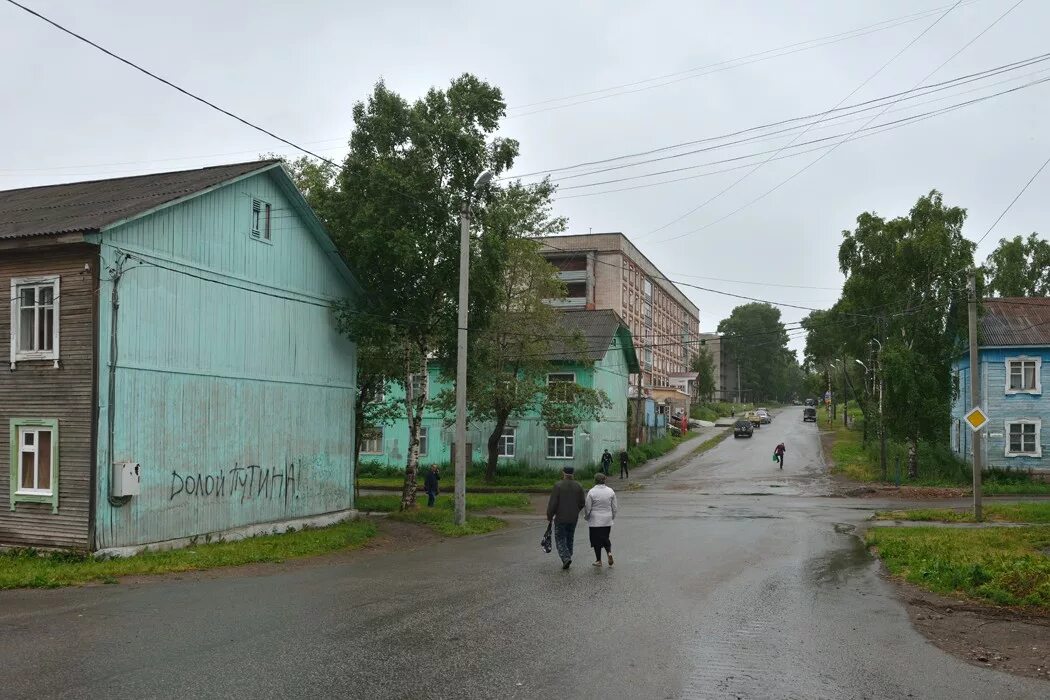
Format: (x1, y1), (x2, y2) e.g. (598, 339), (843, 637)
(0, 245), (96, 549)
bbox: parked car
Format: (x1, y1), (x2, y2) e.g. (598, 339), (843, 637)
(745, 411), (763, 427)
(756, 409), (772, 424)
(733, 420), (754, 438)
(803, 407), (817, 422)
(804, 398), (817, 407)
(792, 399), (801, 406)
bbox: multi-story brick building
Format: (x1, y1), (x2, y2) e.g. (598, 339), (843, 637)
(538, 233), (700, 390)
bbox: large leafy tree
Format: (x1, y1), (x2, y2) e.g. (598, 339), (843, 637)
(717, 303), (795, 401)
(835, 190), (974, 476)
(982, 233), (1050, 297)
(320, 75), (520, 509)
(691, 347), (716, 402)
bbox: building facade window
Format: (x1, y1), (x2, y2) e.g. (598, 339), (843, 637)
(546, 429), (574, 459)
(251, 198), (272, 241)
(417, 426), (429, 455)
(361, 430), (384, 454)
(498, 427), (516, 458)
(1005, 420), (1041, 457)
(1006, 357), (1041, 394)
(11, 276), (60, 365)
(9, 418), (59, 512)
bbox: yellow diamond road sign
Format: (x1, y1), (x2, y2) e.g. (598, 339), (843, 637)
(965, 406), (989, 432)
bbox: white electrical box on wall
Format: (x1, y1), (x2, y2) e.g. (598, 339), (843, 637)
(112, 461), (141, 497)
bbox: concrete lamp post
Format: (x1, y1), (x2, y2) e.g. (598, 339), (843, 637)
(454, 169), (494, 527)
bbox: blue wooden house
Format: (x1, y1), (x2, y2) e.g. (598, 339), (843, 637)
(951, 298), (1050, 472)
(0, 161), (361, 553)
(364, 309), (639, 471)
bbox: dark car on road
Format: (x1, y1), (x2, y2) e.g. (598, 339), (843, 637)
(733, 420), (754, 438)
(803, 407), (817, 422)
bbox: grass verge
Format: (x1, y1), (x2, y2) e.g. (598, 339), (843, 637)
(876, 502), (1050, 524)
(387, 509), (507, 537)
(0, 520), (378, 590)
(357, 492), (529, 513)
(866, 525), (1050, 609)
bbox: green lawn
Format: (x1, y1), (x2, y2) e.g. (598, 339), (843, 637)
(387, 508), (507, 537)
(357, 492), (530, 513)
(867, 525), (1050, 609)
(876, 502), (1050, 524)
(0, 520), (378, 590)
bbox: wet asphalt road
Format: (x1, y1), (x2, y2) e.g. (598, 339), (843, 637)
(2, 407), (1047, 699)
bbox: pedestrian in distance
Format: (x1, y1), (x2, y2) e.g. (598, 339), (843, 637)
(619, 449), (630, 479)
(600, 448), (612, 475)
(585, 473), (618, 567)
(424, 464), (440, 507)
(774, 443), (786, 470)
(546, 466), (586, 570)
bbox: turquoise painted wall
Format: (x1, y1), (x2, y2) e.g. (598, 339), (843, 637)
(91, 168), (358, 549)
(952, 348), (1049, 471)
(365, 338), (631, 471)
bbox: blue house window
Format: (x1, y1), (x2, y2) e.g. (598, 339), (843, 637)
(1006, 357), (1041, 394)
(250, 198), (271, 242)
(498, 427), (516, 458)
(1006, 420), (1041, 457)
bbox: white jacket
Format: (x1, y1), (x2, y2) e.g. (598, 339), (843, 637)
(584, 484), (618, 527)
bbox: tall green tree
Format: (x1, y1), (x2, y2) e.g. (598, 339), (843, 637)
(717, 303), (794, 401)
(691, 347), (716, 402)
(982, 233), (1050, 297)
(322, 75), (521, 509)
(836, 190), (974, 476)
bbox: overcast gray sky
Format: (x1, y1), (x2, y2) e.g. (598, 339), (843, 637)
(2, 0), (1047, 357)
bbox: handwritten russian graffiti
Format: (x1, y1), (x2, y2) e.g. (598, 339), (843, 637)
(170, 463), (298, 505)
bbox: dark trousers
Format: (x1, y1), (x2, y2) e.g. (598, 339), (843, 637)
(620, 463), (629, 479)
(601, 462), (610, 475)
(554, 521), (577, 563)
(589, 526), (612, 561)
(776, 454), (784, 469)
(426, 490), (437, 506)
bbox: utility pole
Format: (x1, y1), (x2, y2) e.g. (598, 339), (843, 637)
(873, 337), (886, 479)
(454, 170), (493, 527)
(967, 270), (983, 521)
(634, 371), (643, 445)
(841, 358), (849, 427)
(736, 362), (741, 405)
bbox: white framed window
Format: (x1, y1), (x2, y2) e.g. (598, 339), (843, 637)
(9, 418), (59, 512)
(361, 430), (383, 454)
(11, 276), (60, 367)
(1005, 419), (1041, 457)
(547, 372), (575, 384)
(498, 427), (516, 458)
(250, 198), (272, 242)
(417, 426), (429, 455)
(547, 429), (574, 459)
(547, 372), (576, 401)
(409, 373), (428, 400)
(1006, 357), (1041, 394)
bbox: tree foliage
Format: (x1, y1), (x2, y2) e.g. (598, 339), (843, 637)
(316, 75), (521, 509)
(691, 347), (716, 402)
(716, 303), (800, 401)
(833, 190), (974, 476)
(982, 233), (1050, 297)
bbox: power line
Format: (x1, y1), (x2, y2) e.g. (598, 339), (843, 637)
(505, 1), (984, 115)
(507, 51), (1050, 181)
(974, 154), (1050, 246)
(642, 0), (964, 239)
(653, 0), (1028, 245)
(3, 0), (343, 171)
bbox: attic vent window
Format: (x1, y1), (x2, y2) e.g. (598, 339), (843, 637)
(251, 198), (271, 241)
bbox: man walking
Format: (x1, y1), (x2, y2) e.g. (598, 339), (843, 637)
(546, 467), (586, 569)
(619, 449), (630, 479)
(424, 464), (440, 507)
(600, 449), (612, 475)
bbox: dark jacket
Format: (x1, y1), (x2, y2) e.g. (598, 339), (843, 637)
(619, 451), (629, 466)
(774, 443), (786, 456)
(601, 452), (612, 468)
(424, 470), (440, 493)
(546, 479), (585, 522)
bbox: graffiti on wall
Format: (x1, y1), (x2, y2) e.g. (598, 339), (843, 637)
(170, 463), (299, 505)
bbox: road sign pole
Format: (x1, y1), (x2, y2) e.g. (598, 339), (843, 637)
(968, 271), (983, 522)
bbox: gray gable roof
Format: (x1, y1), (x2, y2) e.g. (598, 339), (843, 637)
(0, 160), (279, 240)
(981, 298), (1050, 347)
(551, 309), (640, 372)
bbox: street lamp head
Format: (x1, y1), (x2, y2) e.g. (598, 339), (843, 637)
(855, 359), (868, 370)
(473, 169), (494, 192)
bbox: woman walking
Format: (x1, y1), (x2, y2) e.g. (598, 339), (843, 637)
(584, 473), (618, 567)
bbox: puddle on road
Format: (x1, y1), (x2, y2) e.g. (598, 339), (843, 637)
(804, 537), (871, 587)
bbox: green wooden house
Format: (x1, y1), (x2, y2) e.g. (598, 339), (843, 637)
(363, 309), (639, 471)
(0, 161), (361, 554)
